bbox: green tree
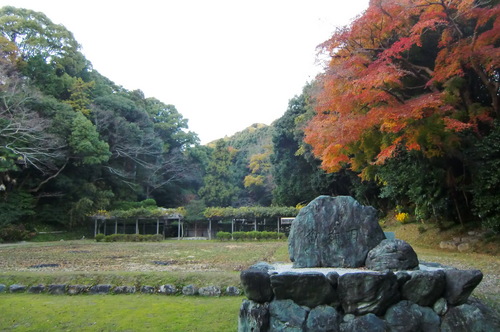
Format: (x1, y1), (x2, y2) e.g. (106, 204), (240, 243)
(199, 140), (238, 207)
(69, 112), (110, 165)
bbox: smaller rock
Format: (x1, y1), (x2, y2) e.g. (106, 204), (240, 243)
(433, 298), (448, 316)
(199, 286), (221, 297)
(339, 271), (399, 316)
(441, 304), (498, 332)
(158, 284), (177, 295)
(269, 299), (309, 331)
(225, 286), (241, 296)
(28, 284), (46, 294)
(182, 284), (198, 296)
(67, 285), (88, 295)
(365, 239), (419, 271)
(385, 301), (440, 332)
(306, 305), (341, 332)
(240, 268), (273, 303)
(270, 272), (336, 308)
(238, 300), (269, 332)
(0, 284), (6, 292)
(113, 286), (136, 294)
(326, 271), (340, 287)
(395, 271), (411, 289)
(402, 270), (446, 306)
(457, 243), (470, 252)
(340, 313), (388, 332)
(141, 285), (155, 294)
(48, 284), (66, 295)
(443, 269), (483, 305)
(89, 284), (112, 294)
(9, 284), (26, 293)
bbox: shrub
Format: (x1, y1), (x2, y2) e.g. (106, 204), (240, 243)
(0, 224), (35, 242)
(232, 232), (244, 241)
(396, 212), (410, 224)
(216, 231), (231, 241)
(95, 233), (105, 242)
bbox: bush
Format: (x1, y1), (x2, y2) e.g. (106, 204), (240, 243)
(98, 234), (164, 242)
(215, 231), (286, 241)
(95, 233), (105, 242)
(216, 231), (231, 241)
(0, 224), (35, 242)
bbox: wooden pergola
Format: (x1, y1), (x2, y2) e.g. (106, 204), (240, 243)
(91, 211), (184, 239)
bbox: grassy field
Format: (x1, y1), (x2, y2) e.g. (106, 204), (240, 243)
(0, 294), (242, 331)
(0, 233), (498, 331)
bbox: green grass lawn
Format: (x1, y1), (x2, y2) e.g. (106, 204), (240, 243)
(0, 294), (243, 331)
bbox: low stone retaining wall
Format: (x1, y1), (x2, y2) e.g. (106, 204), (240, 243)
(0, 283), (241, 296)
(238, 262), (497, 332)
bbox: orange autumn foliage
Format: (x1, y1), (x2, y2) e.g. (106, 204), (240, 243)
(305, 0), (500, 175)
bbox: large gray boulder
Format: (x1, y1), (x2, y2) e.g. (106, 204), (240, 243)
(270, 272), (336, 308)
(338, 271), (399, 316)
(288, 196), (385, 268)
(401, 270), (446, 306)
(306, 305), (341, 332)
(443, 269), (483, 305)
(365, 239), (419, 271)
(238, 300), (269, 332)
(269, 299), (309, 332)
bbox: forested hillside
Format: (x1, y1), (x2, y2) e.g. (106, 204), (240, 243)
(1, 1), (499, 240)
(0, 7), (200, 232)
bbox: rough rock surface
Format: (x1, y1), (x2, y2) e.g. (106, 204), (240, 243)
(240, 268), (273, 303)
(269, 299), (309, 332)
(199, 286), (221, 297)
(48, 284), (66, 295)
(141, 285), (155, 294)
(238, 300), (269, 332)
(338, 271), (399, 316)
(270, 272), (336, 308)
(443, 269), (483, 305)
(182, 284), (198, 296)
(89, 284), (112, 294)
(288, 196), (385, 268)
(158, 284), (177, 295)
(225, 286), (241, 296)
(113, 286), (136, 294)
(365, 239), (419, 271)
(340, 313), (388, 332)
(67, 284), (88, 295)
(0, 284), (5, 292)
(9, 284), (26, 293)
(384, 300), (440, 332)
(401, 270), (446, 306)
(306, 305), (341, 332)
(28, 284), (46, 294)
(441, 303), (499, 332)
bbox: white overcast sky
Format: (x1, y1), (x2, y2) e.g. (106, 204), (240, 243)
(1, 0), (369, 144)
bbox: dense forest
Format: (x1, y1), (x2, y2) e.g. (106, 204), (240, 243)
(1, 1), (499, 240)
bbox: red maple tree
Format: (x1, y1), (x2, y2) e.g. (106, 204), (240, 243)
(305, 0), (499, 174)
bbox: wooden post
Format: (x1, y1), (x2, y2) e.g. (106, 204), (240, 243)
(94, 218), (97, 237)
(231, 219), (234, 239)
(208, 219), (212, 240)
(254, 217), (257, 232)
(136, 219), (139, 234)
(277, 217), (280, 234)
(177, 219), (181, 240)
(115, 220), (118, 234)
(156, 218), (160, 234)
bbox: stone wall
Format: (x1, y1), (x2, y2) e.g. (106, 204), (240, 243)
(0, 283), (241, 296)
(238, 262), (498, 332)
